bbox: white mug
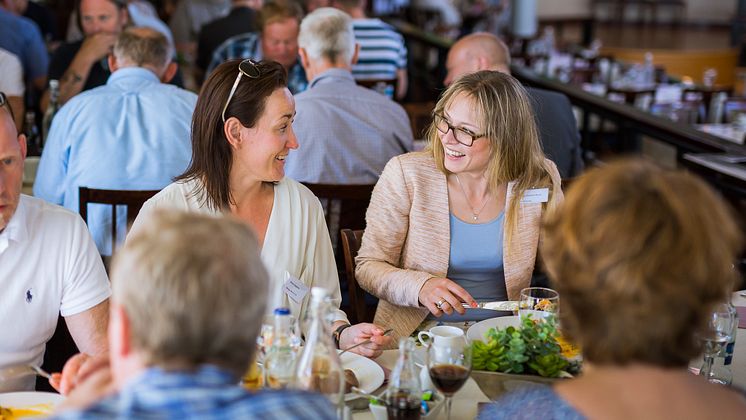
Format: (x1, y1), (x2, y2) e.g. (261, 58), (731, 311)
(417, 325), (465, 348)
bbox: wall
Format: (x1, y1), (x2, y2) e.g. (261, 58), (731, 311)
(534, 0), (737, 24)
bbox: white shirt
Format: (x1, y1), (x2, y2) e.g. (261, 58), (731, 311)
(129, 177), (348, 328)
(0, 195), (111, 391)
(0, 48), (24, 96)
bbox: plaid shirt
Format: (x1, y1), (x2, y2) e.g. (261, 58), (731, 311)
(208, 32), (308, 94)
(50, 366), (337, 420)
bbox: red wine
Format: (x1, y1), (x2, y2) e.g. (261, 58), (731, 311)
(386, 391), (421, 420)
(429, 364), (470, 395)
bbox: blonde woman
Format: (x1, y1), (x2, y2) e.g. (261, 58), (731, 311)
(356, 70), (563, 342)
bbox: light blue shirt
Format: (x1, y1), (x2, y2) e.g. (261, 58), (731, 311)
(285, 68), (413, 184)
(34, 67), (197, 255)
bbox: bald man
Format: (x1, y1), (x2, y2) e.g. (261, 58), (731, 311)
(445, 33), (583, 178)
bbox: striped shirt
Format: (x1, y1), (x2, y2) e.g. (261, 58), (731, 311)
(352, 18), (407, 81)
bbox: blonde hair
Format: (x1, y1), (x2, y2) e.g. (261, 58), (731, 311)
(427, 70), (559, 245)
(542, 159), (743, 366)
(110, 210), (269, 377)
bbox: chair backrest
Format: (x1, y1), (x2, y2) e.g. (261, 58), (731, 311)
(402, 101), (435, 140)
(340, 229), (376, 324)
(78, 187), (160, 260)
(357, 78), (399, 100)
(301, 183), (375, 251)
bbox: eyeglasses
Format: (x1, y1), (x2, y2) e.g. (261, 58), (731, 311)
(433, 113), (485, 147)
(221, 59), (261, 123)
(0, 92), (14, 123)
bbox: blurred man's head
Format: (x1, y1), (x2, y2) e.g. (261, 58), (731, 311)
(108, 211), (269, 386)
(0, 93), (26, 233)
(79, 0), (129, 37)
(259, 2), (304, 70)
(298, 7), (357, 77)
(444, 32), (510, 86)
(109, 27), (178, 82)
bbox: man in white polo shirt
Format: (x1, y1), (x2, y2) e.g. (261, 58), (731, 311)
(0, 93), (110, 392)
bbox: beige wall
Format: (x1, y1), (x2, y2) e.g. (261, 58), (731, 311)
(535, 0), (736, 24)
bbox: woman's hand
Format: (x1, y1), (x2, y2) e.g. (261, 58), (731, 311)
(339, 323), (393, 358)
(418, 277), (477, 316)
(50, 352), (109, 395)
(54, 362), (116, 413)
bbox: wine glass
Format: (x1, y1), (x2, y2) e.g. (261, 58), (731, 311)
(427, 341), (472, 420)
(699, 303), (735, 384)
(519, 287), (559, 323)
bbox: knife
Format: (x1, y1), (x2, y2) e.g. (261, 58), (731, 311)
(461, 301), (519, 311)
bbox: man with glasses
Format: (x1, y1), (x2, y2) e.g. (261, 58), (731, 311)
(34, 27), (196, 257)
(444, 32), (583, 178)
(284, 8), (413, 184)
(0, 92), (110, 392)
(207, 1), (308, 94)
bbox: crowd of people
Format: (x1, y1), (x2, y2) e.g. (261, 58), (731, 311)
(0, 0), (745, 418)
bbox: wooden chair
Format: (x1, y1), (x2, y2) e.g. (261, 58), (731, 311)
(402, 101), (435, 140)
(340, 229), (377, 324)
(682, 86), (733, 122)
(78, 187), (160, 265)
(357, 78), (399, 100)
(301, 183), (375, 251)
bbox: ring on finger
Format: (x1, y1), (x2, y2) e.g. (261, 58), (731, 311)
(435, 298), (446, 310)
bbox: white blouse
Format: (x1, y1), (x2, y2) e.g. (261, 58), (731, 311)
(129, 177), (348, 326)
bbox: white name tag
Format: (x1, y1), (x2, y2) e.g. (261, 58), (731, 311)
(521, 188), (549, 204)
(284, 272), (309, 305)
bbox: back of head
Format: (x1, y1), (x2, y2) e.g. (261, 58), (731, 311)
(178, 60), (288, 210)
(542, 159), (743, 367)
(298, 7), (355, 64)
(110, 210), (269, 377)
(446, 32), (510, 85)
(113, 27), (172, 74)
(259, 1), (304, 31)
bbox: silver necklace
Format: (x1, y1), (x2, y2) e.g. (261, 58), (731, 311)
(454, 174), (489, 221)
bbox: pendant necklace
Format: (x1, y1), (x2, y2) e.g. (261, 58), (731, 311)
(454, 174), (489, 221)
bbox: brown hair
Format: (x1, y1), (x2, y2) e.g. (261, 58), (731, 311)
(111, 210), (269, 377)
(427, 70), (559, 246)
(542, 159), (743, 367)
(259, 1), (304, 31)
(176, 60), (288, 210)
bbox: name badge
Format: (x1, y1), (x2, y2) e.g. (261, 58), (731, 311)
(521, 188), (549, 204)
(283, 272), (309, 305)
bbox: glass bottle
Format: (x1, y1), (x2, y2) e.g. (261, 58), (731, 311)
(42, 79), (60, 148)
(23, 111), (41, 157)
(265, 307), (299, 389)
(294, 287), (344, 408)
(385, 338), (422, 420)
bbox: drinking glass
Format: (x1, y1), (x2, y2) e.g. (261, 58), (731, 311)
(427, 341), (472, 420)
(699, 303), (735, 384)
(519, 287), (559, 322)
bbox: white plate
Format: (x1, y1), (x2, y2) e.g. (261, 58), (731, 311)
(340, 352), (385, 401)
(0, 391), (64, 416)
(466, 315), (521, 342)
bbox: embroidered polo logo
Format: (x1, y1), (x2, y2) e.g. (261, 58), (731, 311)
(26, 288), (33, 303)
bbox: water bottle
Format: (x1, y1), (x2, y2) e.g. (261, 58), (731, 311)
(642, 52), (655, 87)
(710, 302), (737, 385)
(723, 302), (738, 367)
(42, 79), (60, 147)
(385, 338), (422, 420)
(23, 111), (41, 156)
(265, 307), (299, 389)
(294, 287), (345, 409)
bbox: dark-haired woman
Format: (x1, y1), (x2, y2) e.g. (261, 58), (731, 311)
(130, 59), (391, 357)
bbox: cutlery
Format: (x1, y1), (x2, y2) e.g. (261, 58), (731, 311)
(350, 386), (384, 404)
(339, 328), (394, 356)
(461, 301), (518, 311)
(0, 364), (53, 382)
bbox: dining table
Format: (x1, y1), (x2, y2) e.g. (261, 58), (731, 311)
(352, 290), (746, 419)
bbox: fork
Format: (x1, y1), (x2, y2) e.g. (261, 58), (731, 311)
(339, 328), (394, 356)
(0, 364), (53, 382)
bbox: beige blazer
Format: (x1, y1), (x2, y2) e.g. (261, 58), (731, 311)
(355, 152), (563, 345)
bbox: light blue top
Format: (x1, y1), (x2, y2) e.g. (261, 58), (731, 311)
(284, 68), (413, 184)
(34, 67), (197, 255)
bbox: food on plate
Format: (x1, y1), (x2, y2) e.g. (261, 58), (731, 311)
(0, 404), (53, 419)
(556, 332), (582, 359)
(472, 316), (581, 378)
(344, 368), (359, 393)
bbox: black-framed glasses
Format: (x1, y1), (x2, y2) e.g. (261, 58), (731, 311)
(433, 113), (485, 147)
(221, 59), (261, 123)
(0, 92), (14, 123)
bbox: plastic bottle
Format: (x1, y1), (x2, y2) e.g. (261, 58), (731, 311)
(265, 307), (298, 389)
(385, 338), (422, 420)
(294, 287), (345, 409)
(42, 79), (60, 147)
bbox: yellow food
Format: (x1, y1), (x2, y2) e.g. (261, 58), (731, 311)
(556, 333), (581, 359)
(0, 404), (53, 419)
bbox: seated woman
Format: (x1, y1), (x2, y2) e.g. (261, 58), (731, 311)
(480, 159), (746, 419)
(355, 71), (563, 342)
(130, 59), (391, 357)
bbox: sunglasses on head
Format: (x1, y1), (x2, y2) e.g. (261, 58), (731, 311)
(221, 59), (261, 123)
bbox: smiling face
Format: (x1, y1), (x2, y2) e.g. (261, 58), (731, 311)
(261, 18), (300, 70)
(438, 92), (491, 176)
(80, 0), (128, 36)
(232, 87), (298, 183)
(0, 108), (26, 232)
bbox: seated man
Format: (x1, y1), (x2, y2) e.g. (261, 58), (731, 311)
(0, 1), (48, 91)
(207, 1), (308, 94)
(444, 32), (584, 178)
(50, 211), (336, 419)
(0, 93), (110, 392)
(34, 27), (197, 256)
(284, 7), (413, 184)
